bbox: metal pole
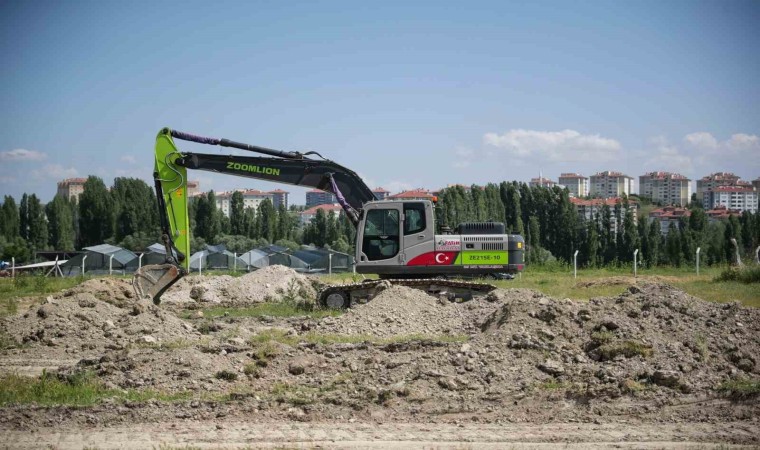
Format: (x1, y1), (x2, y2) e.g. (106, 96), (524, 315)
(573, 250), (579, 279)
(11, 257), (14, 278)
(696, 247), (701, 275)
(633, 249), (639, 278)
(109, 254), (114, 275)
(234, 253), (237, 273)
(82, 255), (87, 276)
(328, 253), (333, 275)
(199, 256), (202, 276)
(138, 253), (143, 271)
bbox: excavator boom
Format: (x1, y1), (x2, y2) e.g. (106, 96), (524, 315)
(134, 127), (376, 303)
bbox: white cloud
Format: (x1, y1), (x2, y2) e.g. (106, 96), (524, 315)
(683, 132), (760, 169)
(0, 175), (17, 183)
(683, 132), (718, 149)
(452, 147), (474, 169)
(644, 136), (693, 173)
(0, 148), (46, 162)
(483, 129), (622, 162)
(120, 155), (137, 164)
(32, 164), (79, 180)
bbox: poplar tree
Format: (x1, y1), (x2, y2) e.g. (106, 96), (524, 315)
(78, 176), (115, 247)
(1, 196), (20, 240)
(230, 191), (245, 235)
(46, 195), (76, 251)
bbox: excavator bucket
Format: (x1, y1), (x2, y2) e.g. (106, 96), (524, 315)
(133, 264), (184, 304)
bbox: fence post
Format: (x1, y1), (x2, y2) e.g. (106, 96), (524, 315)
(199, 257), (202, 276)
(234, 253), (237, 273)
(82, 255), (87, 276)
(696, 247), (701, 275)
(328, 253), (333, 275)
(573, 250), (579, 279)
(11, 257), (15, 278)
(138, 253), (143, 271)
(109, 254), (114, 276)
(633, 249), (639, 278)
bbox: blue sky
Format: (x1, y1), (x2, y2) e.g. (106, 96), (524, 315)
(1, 0), (759, 203)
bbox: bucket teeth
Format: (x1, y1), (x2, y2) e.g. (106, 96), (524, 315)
(133, 264), (183, 304)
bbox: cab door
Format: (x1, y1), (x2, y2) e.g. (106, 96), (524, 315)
(356, 204), (402, 267)
(401, 201), (434, 261)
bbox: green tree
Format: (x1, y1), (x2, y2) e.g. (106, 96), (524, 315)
(78, 176), (115, 247)
(111, 178), (159, 244)
(194, 191), (222, 242)
(257, 198), (276, 243)
(46, 195), (76, 251)
(0, 195), (20, 240)
(229, 191), (246, 235)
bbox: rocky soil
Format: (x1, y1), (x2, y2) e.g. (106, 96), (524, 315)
(1, 266), (758, 447)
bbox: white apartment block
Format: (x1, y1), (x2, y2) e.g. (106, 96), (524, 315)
(589, 171), (634, 198)
(56, 178), (87, 201)
(703, 186), (758, 213)
(696, 172), (743, 197)
(558, 173), (588, 197)
(528, 177), (557, 188)
(215, 189), (275, 217)
(639, 171), (691, 206)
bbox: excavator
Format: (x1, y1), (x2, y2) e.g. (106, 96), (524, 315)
(133, 128), (525, 307)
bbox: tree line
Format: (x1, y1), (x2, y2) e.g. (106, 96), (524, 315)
(1, 176), (758, 267)
(436, 183), (760, 268)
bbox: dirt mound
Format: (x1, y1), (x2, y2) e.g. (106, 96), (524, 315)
(159, 266), (317, 306)
(222, 265), (317, 305)
(63, 277), (138, 307)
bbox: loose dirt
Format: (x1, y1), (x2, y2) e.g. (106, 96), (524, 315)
(1, 267), (758, 448)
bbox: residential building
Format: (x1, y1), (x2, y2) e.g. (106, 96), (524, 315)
(639, 171), (691, 206)
(648, 207), (691, 235)
(753, 177), (760, 193)
(268, 189), (289, 210)
(387, 189), (436, 201)
(56, 178), (87, 201)
(299, 203), (342, 225)
(372, 187), (390, 200)
(589, 171), (634, 198)
(569, 197), (637, 234)
(529, 177), (556, 188)
(558, 173), (588, 197)
(215, 189), (275, 217)
(649, 205), (743, 235)
(186, 180), (200, 197)
(306, 189), (337, 208)
(703, 186), (758, 213)
(696, 172), (742, 197)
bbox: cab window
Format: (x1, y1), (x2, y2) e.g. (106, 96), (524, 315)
(362, 209), (399, 261)
(403, 202), (426, 235)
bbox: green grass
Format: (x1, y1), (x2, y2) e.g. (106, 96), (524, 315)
(0, 371), (191, 407)
(594, 340), (653, 361)
(0, 276), (82, 316)
(182, 302), (342, 321)
(492, 265), (759, 307)
(249, 328), (468, 348)
(717, 378), (760, 399)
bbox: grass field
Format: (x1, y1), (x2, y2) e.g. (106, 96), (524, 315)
(0, 263), (757, 318)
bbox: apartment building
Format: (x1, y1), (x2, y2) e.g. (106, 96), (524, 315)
(268, 189), (289, 210)
(703, 186), (758, 213)
(215, 189), (276, 217)
(589, 171), (634, 198)
(558, 173), (588, 197)
(306, 190), (337, 208)
(638, 171), (691, 206)
(299, 203), (342, 225)
(696, 172), (745, 197)
(372, 187), (391, 200)
(528, 177), (557, 188)
(387, 189), (436, 201)
(56, 178), (87, 201)
(649, 205), (743, 235)
(569, 197), (637, 234)
(753, 177), (760, 193)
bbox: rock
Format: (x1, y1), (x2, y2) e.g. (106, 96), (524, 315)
(438, 377), (460, 391)
(192, 311), (204, 319)
(77, 295), (97, 308)
(538, 329), (556, 341)
(538, 359), (565, 376)
(131, 303), (145, 316)
(37, 305), (52, 319)
(460, 343), (472, 353)
(139, 335), (157, 344)
(228, 337), (246, 346)
(651, 370), (682, 389)
(737, 358), (755, 373)
(289, 359), (307, 375)
(102, 320), (116, 331)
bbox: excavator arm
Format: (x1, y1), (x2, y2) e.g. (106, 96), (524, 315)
(133, 127), (377, 303)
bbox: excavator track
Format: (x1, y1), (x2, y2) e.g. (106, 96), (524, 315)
(318, 278), (496, 309)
